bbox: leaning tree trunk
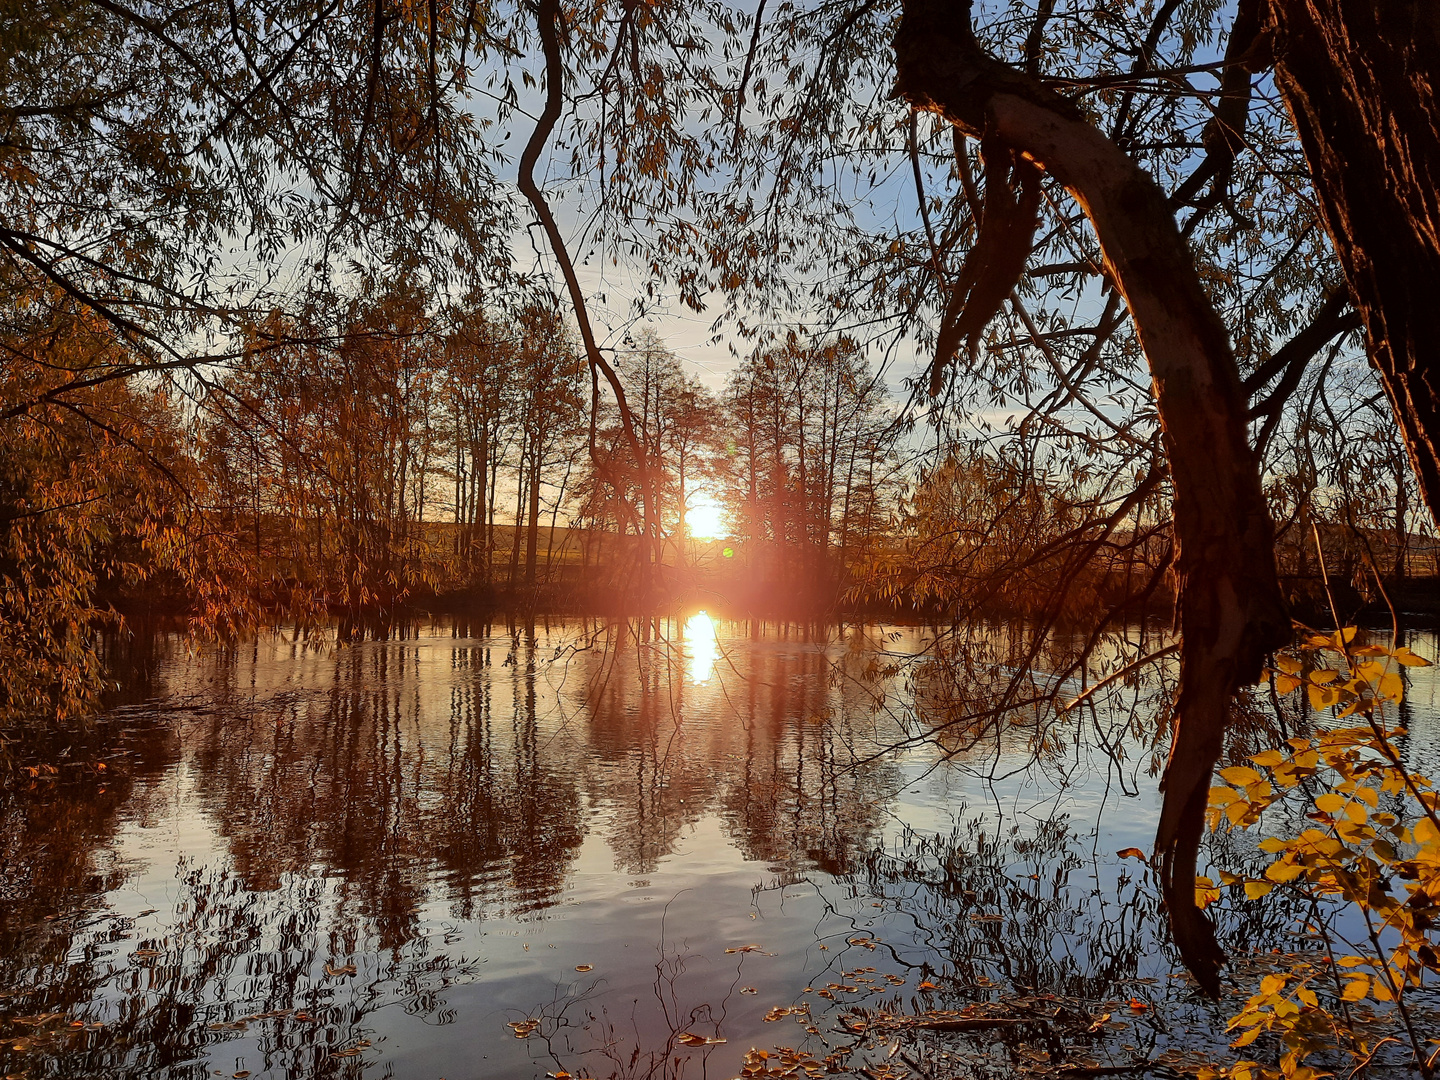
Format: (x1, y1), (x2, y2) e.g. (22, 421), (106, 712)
(894, 0), (1290, 993)
(1269, 0), (1440, 520)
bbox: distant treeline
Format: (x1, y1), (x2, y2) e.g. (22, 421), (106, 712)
(196, 288), (902, 628)
(3, 280), (1432, 721)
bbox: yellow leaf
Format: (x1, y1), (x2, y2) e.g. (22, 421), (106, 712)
(1251, 749), (1286, 767)
(1353, 786), (1379, 807)
(1311, 668), (1339, 684)
(1276, 674), (1301, 694)
(1415, 818), (1439, 845)
(1394, 646), (1432, 668)
(1379, 671), (1404, 702)
(1209, 786), (1239, 807)
(1230, 1025), (1263, 1049)
(1220, 766), (1263, 786)
(1244, 880), (1273, 899)
(1344, 801), (1368, 824)
(1266, 860), (1305, 884)
(1314, 793), (1345, 814)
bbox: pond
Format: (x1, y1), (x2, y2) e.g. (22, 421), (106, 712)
(1, 616), (1437, 1079)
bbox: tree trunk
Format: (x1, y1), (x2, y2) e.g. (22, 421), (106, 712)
(1269, 0), (1440, 520)
(894, 0), (1290, 993)
(525, 444), (542, 588)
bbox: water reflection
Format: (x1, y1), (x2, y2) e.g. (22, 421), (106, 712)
(684, 610), (719, 684)
(0, 619), (1435, 1079)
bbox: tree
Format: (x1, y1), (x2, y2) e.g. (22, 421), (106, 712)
(1267, 0), (1440, 520)
(723, 335), (899, 609)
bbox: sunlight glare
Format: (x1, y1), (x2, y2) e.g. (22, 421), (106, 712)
(685, 610), (719, 684)
(685, 493), (728, 540)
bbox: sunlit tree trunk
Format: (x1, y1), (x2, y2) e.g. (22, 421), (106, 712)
(1269, 0), (1440, 522)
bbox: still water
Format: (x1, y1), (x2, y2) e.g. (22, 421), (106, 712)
(1, 617), (1437, 1079)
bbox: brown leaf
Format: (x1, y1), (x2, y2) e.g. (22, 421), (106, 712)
(677, 1032), (727, 1046)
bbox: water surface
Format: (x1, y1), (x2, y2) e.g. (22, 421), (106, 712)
(2, 617), (1437, 1078)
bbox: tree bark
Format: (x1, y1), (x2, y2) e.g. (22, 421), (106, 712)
(1268, 0), (1440, 521)
(894, 0), (1290, 993)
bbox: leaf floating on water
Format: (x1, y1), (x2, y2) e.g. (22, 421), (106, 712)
(725, 944), (774, 954)
(330, 1048), (361, 1058)
(574, 964), (593, 972)
(1087, 1012), (1112, 1032)
(762, 1004), (810, 1022)
(677, 1031), (727, 1046)
(1116, 847), (1148, 863)
(507, 1019), (541, 1038)
(234, 1073), (250, 1078)
(324, 962), (357, 977)
(739, 986), (758, 994)
(917, 980), (940, 991)
(13, 1014), (66, 1027)
(1128, 998), (1149, 1011)
(132, 949), (162, 959)
(846, 936), (877, 949)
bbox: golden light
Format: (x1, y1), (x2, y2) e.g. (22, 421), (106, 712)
(685, 492), (728, 540)
(685, 610), (719, 684)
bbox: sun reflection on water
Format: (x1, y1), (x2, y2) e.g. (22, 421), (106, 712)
(685, 610), (719, 684)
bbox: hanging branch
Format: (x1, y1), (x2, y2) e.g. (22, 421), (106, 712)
(517, 0), (661, 595)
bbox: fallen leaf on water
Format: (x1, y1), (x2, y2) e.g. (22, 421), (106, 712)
(1087, 1012), (1112, 1032)
(1128, 998), (1149, 1011)
(917, 981), (939, 991)
(330, 1049), (361, 1058)
(677, 1032), (727, 1046)
(763, 1005), (809, 1022)
(739, 987), (758, 994)
(234, 1072), (250, 1078)
(507, 1019), (541, 1038)
(325, 962), (356, 977)
(132, 949), (162, 959)
(1116, 848), (1148, 863)
(575, 964), (593, 972)
(137, 909), (158, 917)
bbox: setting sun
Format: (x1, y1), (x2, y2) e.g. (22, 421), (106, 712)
(685, 492), (728, 540)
